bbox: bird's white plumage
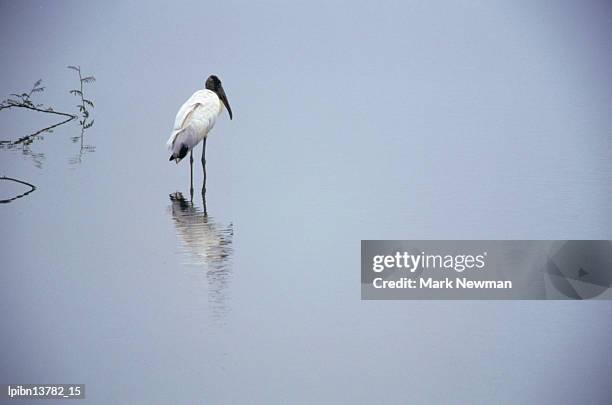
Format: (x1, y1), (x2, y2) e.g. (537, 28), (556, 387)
(167, 89), (223, 161)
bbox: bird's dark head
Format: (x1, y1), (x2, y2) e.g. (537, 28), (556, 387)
(205, 75), (221, 91)
(205, 75), (232, 120)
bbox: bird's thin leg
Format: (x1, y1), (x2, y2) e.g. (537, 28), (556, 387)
(201, 137), (207, 196)
(189, 150), (194, 201)
(202, 191), (208, 217)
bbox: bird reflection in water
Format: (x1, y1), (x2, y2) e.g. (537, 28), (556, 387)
(168, 192), (233, 320)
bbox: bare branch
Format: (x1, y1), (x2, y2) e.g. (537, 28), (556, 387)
(0, 176), (36, 204)
(1, 115), (75, 146)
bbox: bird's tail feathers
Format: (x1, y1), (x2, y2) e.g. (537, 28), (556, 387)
(167, 126), (199, 164)
(169, 143), (189, 163)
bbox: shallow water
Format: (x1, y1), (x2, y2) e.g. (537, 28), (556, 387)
(1, 1), (612, 403)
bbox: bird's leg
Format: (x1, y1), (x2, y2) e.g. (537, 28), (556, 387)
(189, 150), (194, 201)
(202, 191), (208, 217)
(201, 137), (207, 196)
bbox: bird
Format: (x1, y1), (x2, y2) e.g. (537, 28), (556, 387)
(167, 75), (233, 197)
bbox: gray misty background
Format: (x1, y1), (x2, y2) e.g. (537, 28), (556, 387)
(1, 0), (612, 403)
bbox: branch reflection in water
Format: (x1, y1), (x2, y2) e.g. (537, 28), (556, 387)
(168, 192), (234, 321)
(0, 115), (74, 169)
(68, 123), (96, 165)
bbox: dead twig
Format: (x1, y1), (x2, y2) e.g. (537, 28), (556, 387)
(0, 176), (36, 203)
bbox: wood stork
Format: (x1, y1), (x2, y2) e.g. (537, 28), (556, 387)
(167, 75), (233, 197)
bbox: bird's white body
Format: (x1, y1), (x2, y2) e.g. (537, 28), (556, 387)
(167, 89), (224, 162)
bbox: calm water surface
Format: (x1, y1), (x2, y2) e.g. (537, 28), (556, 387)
(1, 1), (612, 403)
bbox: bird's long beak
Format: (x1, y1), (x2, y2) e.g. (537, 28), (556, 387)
(218, 85), (233, 120)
